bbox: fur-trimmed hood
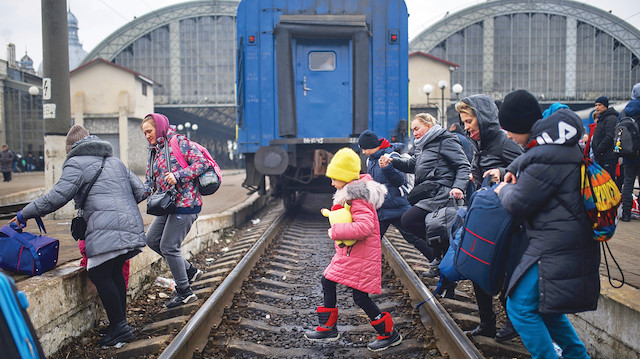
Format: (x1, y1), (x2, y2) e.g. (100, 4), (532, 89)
(65, 135), (113, 164)
(333, 174), (387, 209)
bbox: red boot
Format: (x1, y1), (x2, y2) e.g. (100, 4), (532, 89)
(304, 306), (340, 341)
(368, 312), (402, 351)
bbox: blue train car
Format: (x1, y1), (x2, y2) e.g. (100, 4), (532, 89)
(236, 0), (409, 205)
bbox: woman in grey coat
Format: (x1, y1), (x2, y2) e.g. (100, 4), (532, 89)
(10, 125), (146, 347)
(379, 113), (470, 263)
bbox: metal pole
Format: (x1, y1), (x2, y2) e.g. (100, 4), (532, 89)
(18, 90), (24, 157)
(41, 0), (73, 219)
(441, 88), (446, 126)
(41, 0), (71, 134)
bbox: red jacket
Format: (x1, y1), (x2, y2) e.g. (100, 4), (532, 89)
(323, 175), (387, 294)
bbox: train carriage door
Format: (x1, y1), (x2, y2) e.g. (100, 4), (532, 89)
(294, 39), (352, 138)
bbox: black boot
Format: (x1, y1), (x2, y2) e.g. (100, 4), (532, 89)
(305, 307), (340, 341)
(367, 312), (402, 352)
(621, 211), (631, 222)
(98, 320), (134, 347)
(434, 276), (457, 299)
(466, 314), (496, 337)
(495, 317), (518, 342)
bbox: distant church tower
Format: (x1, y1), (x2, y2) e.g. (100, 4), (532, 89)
(67, 9), (88, 71)
(36, 9), (88, 75)
(19, 51), (35, 73)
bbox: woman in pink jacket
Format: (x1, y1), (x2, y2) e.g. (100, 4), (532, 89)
(304, 148), (402, 352)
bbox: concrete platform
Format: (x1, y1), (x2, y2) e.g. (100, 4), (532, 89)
(0, 172), (638, 358)
(0, 170), (266, 356)
(0, 170), (251, 281)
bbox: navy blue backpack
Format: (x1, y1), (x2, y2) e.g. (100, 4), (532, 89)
(453, 178), (516, 295)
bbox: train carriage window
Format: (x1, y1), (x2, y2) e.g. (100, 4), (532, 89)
(309, 52), (335, 71)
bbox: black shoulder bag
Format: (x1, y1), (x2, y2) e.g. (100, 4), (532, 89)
(71, 157), (106, 241)
(146, 142), (178, 216)
(407, 141), (444, 205)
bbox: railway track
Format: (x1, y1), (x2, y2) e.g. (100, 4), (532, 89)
(0, 202), (28, 220)
(50, 194), (532, 358)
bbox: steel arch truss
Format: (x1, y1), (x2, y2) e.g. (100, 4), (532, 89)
(82, 1), (240, 64)
(410, 0), (640, 58)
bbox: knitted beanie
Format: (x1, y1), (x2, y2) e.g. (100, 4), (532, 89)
(65, 124), (89, 153)
(325, 148), (361, 183)
(498, 90), (542, 134)
(595, 96), (609, 108)
(358, 130), (381, 149)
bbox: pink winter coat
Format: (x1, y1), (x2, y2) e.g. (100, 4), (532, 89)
(323, 174), (388, 294)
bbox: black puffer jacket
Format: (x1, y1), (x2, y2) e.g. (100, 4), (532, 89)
(498, 109), (600, 314)
(591, 107), (619, 164)
(393, 126), (470, 212)
(461, 95), (523, 188)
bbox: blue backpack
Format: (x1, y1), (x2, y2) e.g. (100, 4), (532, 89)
(438, 210), (467, 283)
(0, 272), (44, 359)
(453, 178), (516, 295)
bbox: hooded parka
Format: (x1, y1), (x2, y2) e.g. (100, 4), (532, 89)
(461, 95), (523, 188)
(324, 174), (387, 294)
(498, 109), (600, 314)
(20, 137), (147, 263)
(392, 126), (470, 212)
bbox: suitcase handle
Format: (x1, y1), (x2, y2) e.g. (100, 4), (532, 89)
(15, 212), (47, 235)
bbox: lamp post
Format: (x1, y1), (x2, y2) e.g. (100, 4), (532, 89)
(423, 84), (436, 120)
(177, 122), (199, 139)
(452, 83), (463, 100)
(422, 84), (433, 105)
(438, 80), (448, 126)
(17, 85), (40, 158)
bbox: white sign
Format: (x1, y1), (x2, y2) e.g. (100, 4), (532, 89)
(43, 103), (56, 119)
(42, 78), (51, 100)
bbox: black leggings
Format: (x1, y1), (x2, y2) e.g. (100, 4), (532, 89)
(87, 254), (128, 326)
(400, 206), (440, 260)
(321, 276), (381, 321)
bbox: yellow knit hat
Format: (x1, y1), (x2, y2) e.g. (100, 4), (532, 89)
(325, 148), (361, 182)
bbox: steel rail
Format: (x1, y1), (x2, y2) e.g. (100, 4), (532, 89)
(159, 209), (289, 359)
(381, 236), (484, 359)
(0, 202), (29, 219)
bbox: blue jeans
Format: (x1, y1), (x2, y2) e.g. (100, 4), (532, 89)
(507, 263), (589, 359)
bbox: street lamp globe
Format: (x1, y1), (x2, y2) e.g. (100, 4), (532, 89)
(185, 122), (191, 129)
(192, 124), (199, 131)
(437, 80), (448, 90)
(422, 84), (433, 96)
(28, 86), (39, 96)
(452, 83), (463, 96)
(177, 124), (184, 131)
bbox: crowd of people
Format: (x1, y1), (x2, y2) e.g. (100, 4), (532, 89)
(311, 83), (639, 356)
(4, 83), (638, 355)
(0, 146), (43, 182)
(9, 113), (209, 347)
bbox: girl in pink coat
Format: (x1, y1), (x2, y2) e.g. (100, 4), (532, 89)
(304, 148), (402, 352)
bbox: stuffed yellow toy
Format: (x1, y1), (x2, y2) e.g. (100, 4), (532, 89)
(321, 203), (356, 247)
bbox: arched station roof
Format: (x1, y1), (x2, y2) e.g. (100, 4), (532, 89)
(409, 0), (640, 102)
